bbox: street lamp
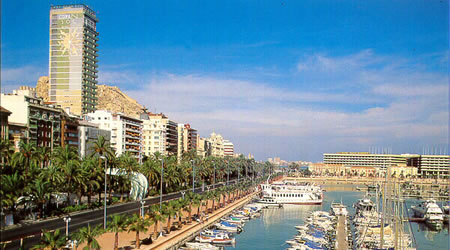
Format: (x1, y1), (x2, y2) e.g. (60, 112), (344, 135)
(100, 155), (107, 229)
(191, 160), (195, 193)
(140, 200), (146, 218)
(159, 156), (164, 237)
(238, 164), (240, 184)
(63, 216), (71, 240)
(213, 162), (216, 188)
(227, 161), (230, 186)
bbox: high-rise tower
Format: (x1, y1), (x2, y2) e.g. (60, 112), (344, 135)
(49, 4), (99, 115)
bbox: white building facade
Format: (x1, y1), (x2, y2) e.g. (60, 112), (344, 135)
(208, 132), (224, 157)
(87, 110), (143, 160)
(141, 113), (178, 157)
(223, 140), (234, 157)
(78, 119), (111, 157)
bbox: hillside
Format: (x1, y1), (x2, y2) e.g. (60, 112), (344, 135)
(35, 77), (146, 118)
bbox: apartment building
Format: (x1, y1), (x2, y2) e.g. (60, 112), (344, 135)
(87, 110), (142, 160)
(208, 132), (224, 157)
(0, 107), (11, 140)
(177, 124), (198, 158)
(223, 140), (234, 157)
(61, 112), (79, 148)
(1, 87), (62, 149)
(78, 119), (111, 157)
(141, 113), (178, 157)
(196, 135), (211, 158)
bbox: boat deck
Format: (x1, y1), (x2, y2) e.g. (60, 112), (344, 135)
(336, 215), (348, 250)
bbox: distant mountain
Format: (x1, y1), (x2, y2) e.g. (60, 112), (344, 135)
(96, 84), (146, 118)
(35, 77), (146, 118)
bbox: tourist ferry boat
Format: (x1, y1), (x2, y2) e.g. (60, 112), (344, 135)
(259, 178), (323, 205)
(411, 200), (444, 227)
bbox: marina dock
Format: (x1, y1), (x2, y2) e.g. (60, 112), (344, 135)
(336, 215), (348, 250)
(145, 191), (259, 250)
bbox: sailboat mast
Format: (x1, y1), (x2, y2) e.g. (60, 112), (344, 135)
(394, 180), (398, 249)
(380, 163), (387, 248)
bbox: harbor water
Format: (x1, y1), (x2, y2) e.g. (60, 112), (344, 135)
(226, 184), (449, 250)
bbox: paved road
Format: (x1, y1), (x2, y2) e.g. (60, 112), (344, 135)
(1, 180), (240, 249)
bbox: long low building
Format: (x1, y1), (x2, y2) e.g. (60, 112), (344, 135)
(323, 152), (449, 179)
(323, 152), (408, 170)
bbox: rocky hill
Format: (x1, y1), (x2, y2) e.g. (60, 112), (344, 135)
(36, 76), (50, 102)
(35, 77), (145, 118)
(96, 84), (146, 118)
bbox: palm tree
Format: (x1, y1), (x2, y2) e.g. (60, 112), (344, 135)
(81, 156), (102, 205)
(163, 200), (179, 233)
(36, 146), (52, 168)
(52, 145), (84, 204)
(183, 192), (195, 223)
(107, 214), (128, 250)
(193, 193), (206, 218)
(0, 139), (14, 168)
(211, 190), (221, 211)
(141, 157), (160, 194)
(117, 152), (138, 201)
(73, 224), (104, 250)
(0, 172), (21, 212)
(127, 213), (151, 249)
(32, 229), (66, 250)
(146, 204), (166, 238)
(29, 177), (52, 218)
(38, 164), (64, 189)
(91, 136), (113, 199)
(11, 141), (39, 185)
(176, 198), (188, 227)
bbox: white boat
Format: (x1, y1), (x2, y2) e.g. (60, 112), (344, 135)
(411, 200), (444, 226)
(215, 221), (242, 232)
(222, 217), (246, 225)
(353, 198), (376, 215)
(201, 229), (231, 238)
(185, 242), (219, 250)
(195, 234), (235, 244)
(330, 202), (348, 216)
(259, 178), (323, 205)
(256, 196), (283, 207)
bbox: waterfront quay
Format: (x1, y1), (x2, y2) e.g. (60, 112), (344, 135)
(335, 215), (348, 250)
(285, 176), (449, 200)
(147, 191), (259, 250)
(285, 176), (449, 186)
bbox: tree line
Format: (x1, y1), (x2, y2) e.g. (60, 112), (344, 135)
(0, 136), (273, 222)
(31, 183), (257, 249)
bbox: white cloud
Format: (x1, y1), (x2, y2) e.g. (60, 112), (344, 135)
(3, 51), (446, 161)
(1, 65), (47, 93)
(118, 51), (448, 160)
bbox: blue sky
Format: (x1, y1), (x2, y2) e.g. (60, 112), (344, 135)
(2, 0), (449, 161)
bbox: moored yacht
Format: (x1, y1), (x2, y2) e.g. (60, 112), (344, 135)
(330, 202), (349, 216)
(411, 200), (444, 227)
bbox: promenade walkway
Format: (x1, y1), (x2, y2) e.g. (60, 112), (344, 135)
(146, 191), (258, 250)
(336, 215), (348, 250)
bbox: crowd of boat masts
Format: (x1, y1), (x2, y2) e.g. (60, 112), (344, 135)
(285, 203), (352, 250)
(356, 182), (449, 202)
